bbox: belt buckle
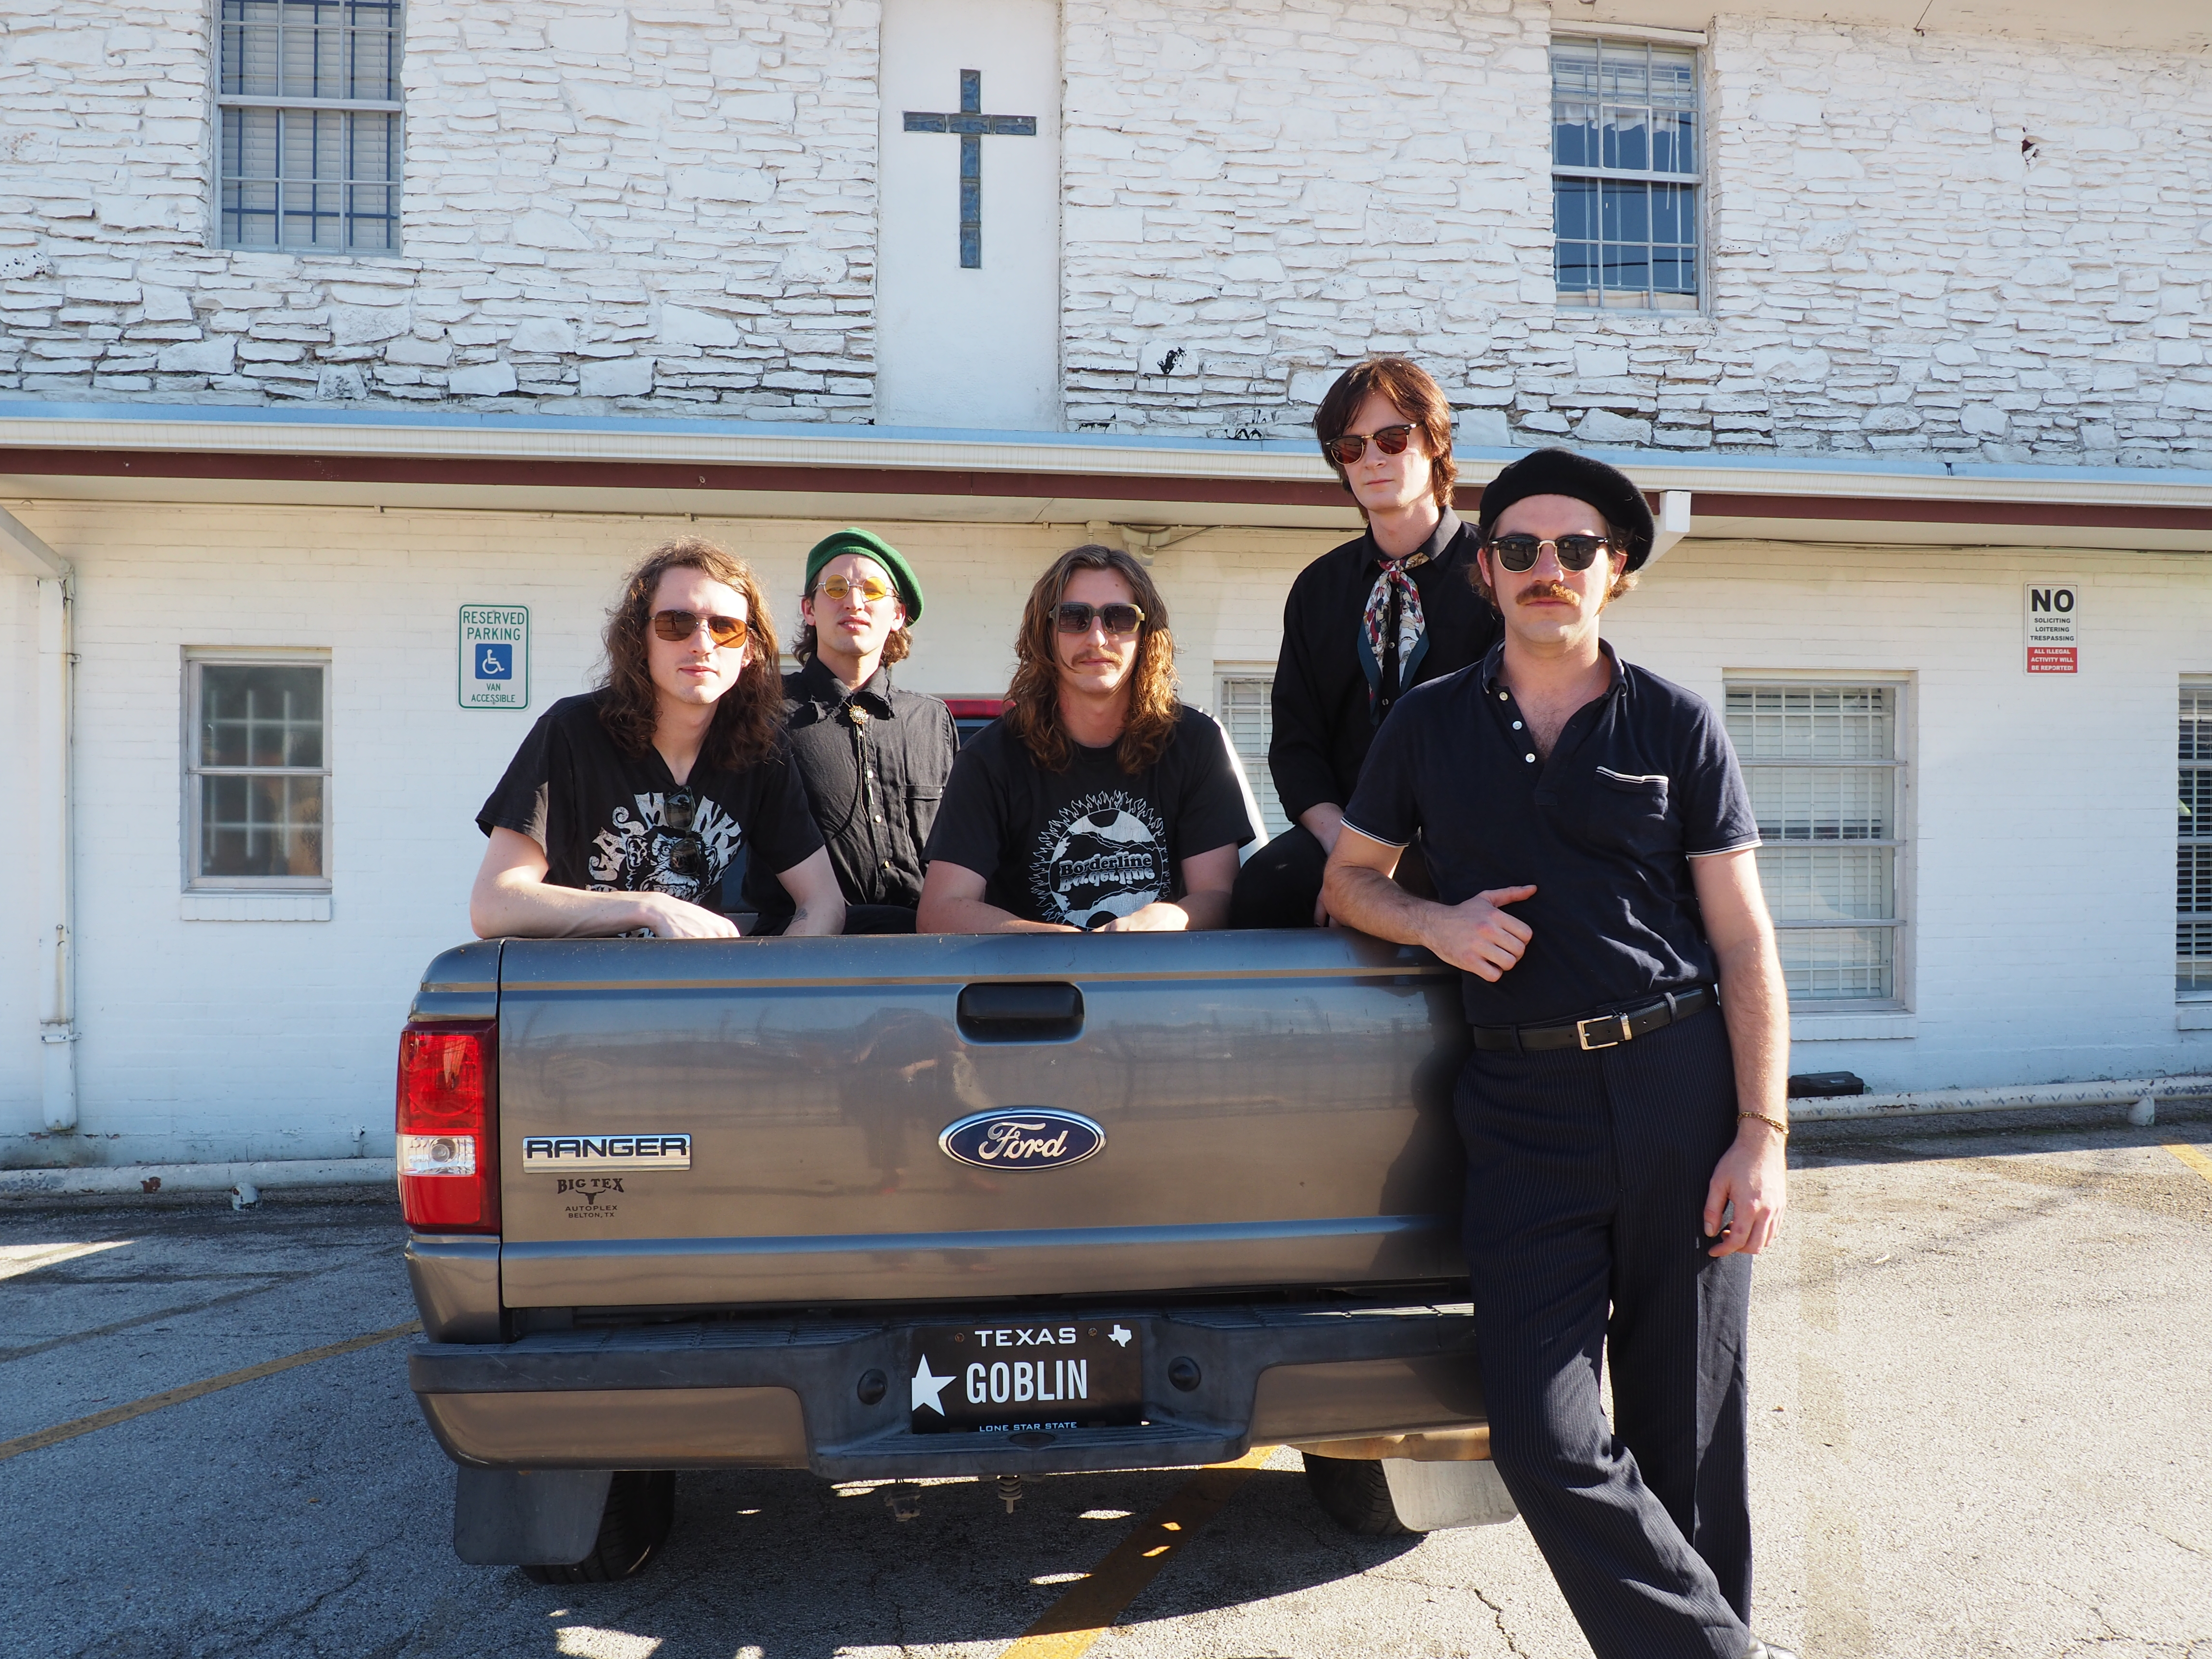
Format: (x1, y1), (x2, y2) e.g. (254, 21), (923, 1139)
(1576, 1012), (1632, 1051)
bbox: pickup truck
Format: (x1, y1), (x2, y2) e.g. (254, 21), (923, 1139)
(397, 929), (1516, 1582)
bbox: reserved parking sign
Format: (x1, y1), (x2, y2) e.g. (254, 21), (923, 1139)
(460, 604), (530, 709)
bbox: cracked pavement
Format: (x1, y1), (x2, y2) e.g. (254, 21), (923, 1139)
(2, 1116), (2209, 1658)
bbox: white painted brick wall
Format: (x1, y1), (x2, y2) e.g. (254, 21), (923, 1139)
(2, 499), (2209, 1163)
(0, 0), (880, 418)
(7, 3), (2210, 459)
(1063, 5), (2212, 463)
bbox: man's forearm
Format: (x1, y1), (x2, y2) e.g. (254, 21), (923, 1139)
(1297, 803), (1346, 855)
(1322, 862), (1444, 950)
(918, 895), (1077, 935)
(783, 894), (847, 937)
(1715, 936), (1789, 1118)
(472, 875), (653, 939)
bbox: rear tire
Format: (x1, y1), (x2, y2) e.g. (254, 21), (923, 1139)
(520, 1471), (675, 1584)
(1300, 1453), (1410, 1536)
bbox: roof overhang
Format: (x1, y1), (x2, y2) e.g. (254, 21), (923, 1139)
(2, 403), (2210, 554)
(1567, 0), (2210, 51)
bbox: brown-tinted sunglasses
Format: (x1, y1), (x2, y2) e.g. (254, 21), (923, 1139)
(651, 609), (747, 647)
(1322, 423), (1418, 467)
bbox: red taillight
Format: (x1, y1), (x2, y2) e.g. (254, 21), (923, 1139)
(396, 1020), (498, 1232)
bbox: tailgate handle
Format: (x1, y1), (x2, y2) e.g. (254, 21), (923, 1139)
(957, 981), (1084, 1042)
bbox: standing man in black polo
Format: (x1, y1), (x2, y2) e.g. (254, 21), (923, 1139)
(744, 527), (958, 934)
(1230, 355), (1498, 927)
(1323, 449), (1794, 1659)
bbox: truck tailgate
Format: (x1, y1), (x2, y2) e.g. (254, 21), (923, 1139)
(494, 930), (1468, 1309)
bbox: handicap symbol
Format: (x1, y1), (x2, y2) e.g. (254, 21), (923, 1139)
(476, 644), (513, 680)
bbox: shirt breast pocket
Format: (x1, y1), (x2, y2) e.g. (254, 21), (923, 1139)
(1587, 766), (1675, 857)
(907, 785), (945, 852)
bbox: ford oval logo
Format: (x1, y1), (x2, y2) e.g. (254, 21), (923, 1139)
(938, 1108), (1105, 1171)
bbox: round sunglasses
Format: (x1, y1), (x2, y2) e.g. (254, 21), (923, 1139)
(1322, 423), (1417, 467)
(813, 574), (897, 605)
(651, 609), (747, 647)
(1485, 534), (1613, 573)
(1054, 601), (1146, 637)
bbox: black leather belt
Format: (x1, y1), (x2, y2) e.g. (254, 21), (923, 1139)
(1471, 985), (1714, 1054)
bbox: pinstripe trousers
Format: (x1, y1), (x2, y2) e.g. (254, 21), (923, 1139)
(1456, 1006), (1755, 1659)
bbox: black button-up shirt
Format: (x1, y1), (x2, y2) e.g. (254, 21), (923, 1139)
(1342, 639), (1760, 1026)
(1267, 509), (1499, 826)
(743, 657), (959, 917)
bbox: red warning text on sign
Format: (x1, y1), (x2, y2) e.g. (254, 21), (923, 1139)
(2024, 584), (2078, 674)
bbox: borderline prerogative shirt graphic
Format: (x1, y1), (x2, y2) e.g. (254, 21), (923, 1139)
(1030, 791), (1171, 929)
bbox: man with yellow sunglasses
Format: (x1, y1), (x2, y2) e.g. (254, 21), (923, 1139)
(743, 527), (958, 933)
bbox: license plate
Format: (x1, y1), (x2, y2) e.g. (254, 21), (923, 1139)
(905, 1319), (1142, 1434)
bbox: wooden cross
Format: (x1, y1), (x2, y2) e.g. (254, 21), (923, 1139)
(902, 70), (1036, 269)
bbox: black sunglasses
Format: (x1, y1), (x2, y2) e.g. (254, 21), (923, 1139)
(1486, 534), (1612, 573)
(1322, 423), (1417, 467)
(651, 609), (747, 647)
(1054, 601), (1146, 637)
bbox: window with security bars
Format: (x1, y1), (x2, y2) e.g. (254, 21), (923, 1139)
(217, 0), (402, 252)
(1217, 675), (1290, 840)
(186, 656), (330, 888)
(2182, 684), (2212, 998)
(1724, 683), (1903, 1002)
(1552, 36), (1700, 312)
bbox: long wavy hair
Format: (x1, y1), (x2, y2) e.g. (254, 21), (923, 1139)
(1004, 544), (1180, 775)
(596, 538), (784, 771)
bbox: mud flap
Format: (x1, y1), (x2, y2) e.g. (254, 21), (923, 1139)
(453, 1467), (614, 1565)
(1381, 1458), (1519, 1530)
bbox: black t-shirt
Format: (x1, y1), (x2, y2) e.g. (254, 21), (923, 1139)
(477, 690), (824, 914)
(1343, 640), (1759, 1025)
(925, 707), (1255, 928)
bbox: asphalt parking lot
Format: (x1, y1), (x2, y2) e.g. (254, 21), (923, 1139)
(4, 1115), (2210, 1659)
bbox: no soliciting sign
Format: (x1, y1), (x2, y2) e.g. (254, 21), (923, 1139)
(460, 604), (530, 709)
(2024, 583), (2078, 674)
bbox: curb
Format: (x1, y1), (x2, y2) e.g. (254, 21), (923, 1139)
(1791, 1075), (2212, 1123)
(0, 1158), (397, 1198)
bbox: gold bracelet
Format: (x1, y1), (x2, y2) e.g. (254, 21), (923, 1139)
(1739, 1111), (1790, 1137)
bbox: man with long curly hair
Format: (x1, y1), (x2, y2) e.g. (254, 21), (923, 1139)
(470, 538), (846, 939)
(917, 544), (1252, 933)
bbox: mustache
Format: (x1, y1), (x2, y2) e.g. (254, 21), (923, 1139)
(1515, 582), (1580, 606)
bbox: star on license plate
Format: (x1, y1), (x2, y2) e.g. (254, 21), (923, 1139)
(906, 1319), (1143, 1434)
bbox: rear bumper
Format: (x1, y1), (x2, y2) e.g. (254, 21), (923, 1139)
(409, 1300), (1482, 1480)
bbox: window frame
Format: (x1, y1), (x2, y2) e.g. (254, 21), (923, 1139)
(2181, 678), (2212, 1002)
(1724, 673), (1912, 1012)
(182, 649), (334, 893)
(1549, 29), (1708, 315)
(210, 0), (406, 256)
(1214, 666), (1291, 842)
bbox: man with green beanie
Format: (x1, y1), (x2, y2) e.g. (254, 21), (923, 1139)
(743, 527), (957, 933)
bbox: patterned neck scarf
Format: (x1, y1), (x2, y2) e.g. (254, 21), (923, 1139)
(1359, 549), (1432, 722)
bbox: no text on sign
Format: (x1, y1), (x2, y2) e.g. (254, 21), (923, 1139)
(2025, 582), (2079, 674)
(460, 604), (530, 708)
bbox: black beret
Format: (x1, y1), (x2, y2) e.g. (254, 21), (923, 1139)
(1475, 447), (1656, 571)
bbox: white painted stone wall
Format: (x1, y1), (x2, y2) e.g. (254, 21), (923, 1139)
(3, 1), (2211, 457)
(1063, 4), (2212, 464)
(0, 0), (880, 418)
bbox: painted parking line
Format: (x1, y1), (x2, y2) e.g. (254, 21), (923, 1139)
(0, 1319), (421, 1465)
(998, 1446), (1277, 1659)
(2164, 1142), (2212, 1187)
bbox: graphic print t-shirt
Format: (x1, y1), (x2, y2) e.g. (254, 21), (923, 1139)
(476, 691), (823, 914)
(924, 707), (1254, 928)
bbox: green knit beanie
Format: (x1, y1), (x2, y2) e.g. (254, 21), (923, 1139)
(803, 528), (923, 624)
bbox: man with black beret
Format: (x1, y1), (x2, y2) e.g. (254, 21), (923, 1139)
(743, 527), (958, 934)
(1323, 448), (1797, 1659)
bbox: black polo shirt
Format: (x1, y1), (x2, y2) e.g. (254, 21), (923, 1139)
(1342, 639), (1759, 1026)
(1267, 509), (1499, 827)
(743, 657), (958, 918)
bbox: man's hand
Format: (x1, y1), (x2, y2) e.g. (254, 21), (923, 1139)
(1703, 1119), (1787, 1257)
(633, 892), (741, 939)
(1096, 902), (1191, 933)
(1419, 886), (1538, 981)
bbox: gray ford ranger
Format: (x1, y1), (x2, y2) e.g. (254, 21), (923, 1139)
(397, 929), (1514, 1581)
